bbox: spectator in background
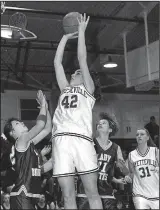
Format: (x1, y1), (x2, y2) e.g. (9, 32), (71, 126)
(35, 194), (50, 209)
(1, 193), (10, 210)
(0, 136), (16, 194)
(145, 116), (159, 146)
(122, 150), (129, 171)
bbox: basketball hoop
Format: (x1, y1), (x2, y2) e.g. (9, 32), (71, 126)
(1, 12), (37, 41)
(1, 1), (6, 14)
(1, 25), (37, 41)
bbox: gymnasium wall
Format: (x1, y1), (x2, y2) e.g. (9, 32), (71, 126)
(1, 90), (159, 148)
(1, 90), (51, 132)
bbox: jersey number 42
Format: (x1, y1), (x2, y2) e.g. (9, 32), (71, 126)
(61, 95), (78, 108)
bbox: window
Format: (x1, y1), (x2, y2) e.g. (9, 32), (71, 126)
(20, 99), (49, 129)
(20, 99), (39, 121)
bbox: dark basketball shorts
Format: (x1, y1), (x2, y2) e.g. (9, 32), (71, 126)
(77, 196), (117, 210)
(10, 191), (36, 210)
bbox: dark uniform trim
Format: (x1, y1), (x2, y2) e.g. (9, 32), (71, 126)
(52, 167), (99, 178)
(52, 132), (93, 142)
(133, 193), (159, 201)
(136, 147), (150, 157)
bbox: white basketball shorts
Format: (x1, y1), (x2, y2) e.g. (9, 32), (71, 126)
(133, 196), (159, 209)
(52, 135), (98, 177)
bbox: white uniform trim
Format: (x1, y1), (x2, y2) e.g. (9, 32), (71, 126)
(15, 139), (31, 152)
(10, 185), (41, 198)
(77, 193), (115, 199)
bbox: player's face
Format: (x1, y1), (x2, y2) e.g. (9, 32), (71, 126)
(122, 150), (128, 159)
(136, 129), (149, 145)
(70, 69), (83, 86)
(3, 194), (10, 203)
(39, 194), (45, 202)
(11, 120), (28, 137)
(97, 119), (112, 134)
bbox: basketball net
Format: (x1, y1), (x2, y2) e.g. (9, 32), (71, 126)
(8, 12), (27, 40)
(1, 3), (37, 41)
(9, 12), (27, 29)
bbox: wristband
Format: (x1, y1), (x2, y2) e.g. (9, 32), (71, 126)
(37, 114), (47, 122)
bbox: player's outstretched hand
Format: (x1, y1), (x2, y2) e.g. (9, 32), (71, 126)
(77, 13), (90, 32)
(36, 90), (46, 108)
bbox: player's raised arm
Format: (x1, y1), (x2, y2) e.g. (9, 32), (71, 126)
(77, 13), (95, 94)
(17, 90), (47, 149)
(32, 109), (52, 145)
(54, 33), (77, 91)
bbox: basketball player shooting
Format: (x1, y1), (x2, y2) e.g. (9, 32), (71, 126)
(52, 13), (103, 209)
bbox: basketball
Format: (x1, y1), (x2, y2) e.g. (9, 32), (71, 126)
(63, 12), (81, 34)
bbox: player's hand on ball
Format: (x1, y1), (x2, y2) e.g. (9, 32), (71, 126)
(124, 175), (132, 183)
(64, 31), (78, 39)
(77, 13), (90, 32)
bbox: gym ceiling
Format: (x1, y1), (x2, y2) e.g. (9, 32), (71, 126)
(1, 1), (159, 94)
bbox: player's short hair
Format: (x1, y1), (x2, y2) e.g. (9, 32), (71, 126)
(3, 118), (22, 144)
(98, 112), (119, 137)
(150, 116), (155, 120)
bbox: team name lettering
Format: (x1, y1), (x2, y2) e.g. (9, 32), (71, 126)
(99, 172), (108, 181)
(134, 159), (157, 167)
(32, 168), (41, 177)
(62, 87), (87, 98)
(98, 154), (111, 162)
(98, 153), (112, 181)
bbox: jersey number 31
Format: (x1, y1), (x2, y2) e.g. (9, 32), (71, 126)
(61, 95), (78, 108)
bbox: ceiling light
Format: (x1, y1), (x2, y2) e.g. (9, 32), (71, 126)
(103, 56), (118, 68)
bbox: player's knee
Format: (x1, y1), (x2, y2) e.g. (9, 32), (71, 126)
(85, 192), (100, 201)
(63, 194), (76, 203)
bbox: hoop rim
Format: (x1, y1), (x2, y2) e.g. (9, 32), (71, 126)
(1, 24), (37, 41)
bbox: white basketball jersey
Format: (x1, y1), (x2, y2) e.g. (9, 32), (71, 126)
(129, 147), (159, 200)
(52, 84), (95, 141)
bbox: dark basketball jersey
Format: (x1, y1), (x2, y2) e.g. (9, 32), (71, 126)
(35, 203), (48, 210)
(94, 138), (118, 196)
(77, 139), (118, 197)
(10, 142), (42, 198)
